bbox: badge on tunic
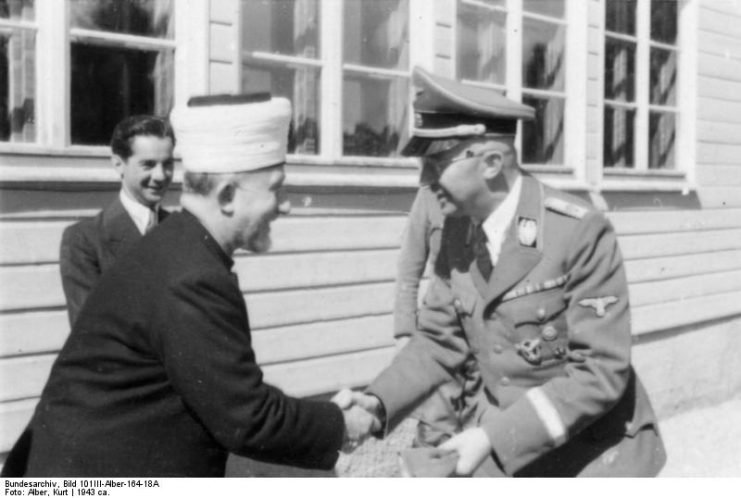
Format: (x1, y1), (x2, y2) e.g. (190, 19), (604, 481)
(517, 217), (537, 247)
(578, 296), (618, 317)
(515, 338), (542, 365)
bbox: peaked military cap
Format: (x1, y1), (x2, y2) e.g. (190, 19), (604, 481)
(402, 66), (535, 157)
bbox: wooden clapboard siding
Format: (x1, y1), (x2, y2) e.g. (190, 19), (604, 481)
(0, 354), (55, 403)
(632, 289), (741, 337)
(629, 269), (741, 308)
(0, 400), (36, 452)
(624, 249), (741, 284)
(618, 228), (741, 260)
(247, 282), (395, 330)
(0, 310), (68, 357)
(606, 208), (741, 235)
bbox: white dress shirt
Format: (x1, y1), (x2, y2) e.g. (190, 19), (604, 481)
(119, 189), (158, 235)
(480, 173), (523, 266)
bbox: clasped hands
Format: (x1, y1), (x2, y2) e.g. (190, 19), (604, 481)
(331, 389), (382, 452)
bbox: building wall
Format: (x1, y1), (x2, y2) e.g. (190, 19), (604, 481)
(1, 0), (741, 468)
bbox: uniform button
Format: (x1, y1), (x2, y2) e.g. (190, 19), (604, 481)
(500, 376), (510, 386)
(536, 307), (546, 321)
(492, 344), (503, 354)
(541, 325), (558, 341)
(453, 299), (463, 312)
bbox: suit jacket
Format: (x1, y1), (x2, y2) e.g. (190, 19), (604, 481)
(59, 197), (168, 326)
(15, 210), (344, 477)
(368, 173), (666, 477)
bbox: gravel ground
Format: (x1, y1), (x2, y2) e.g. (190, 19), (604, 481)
(226, 398), (741, 477)
(658, 397), (741, 477)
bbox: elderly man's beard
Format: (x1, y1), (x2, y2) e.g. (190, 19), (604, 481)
(244, 221), (273, 253)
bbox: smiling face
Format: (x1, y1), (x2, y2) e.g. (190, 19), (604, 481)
(231, 165), (291, 253)
(113, 135), (175, 208)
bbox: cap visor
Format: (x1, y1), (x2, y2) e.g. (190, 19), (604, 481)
(418, 162), (440, 186)
(401, 136), (434, 157)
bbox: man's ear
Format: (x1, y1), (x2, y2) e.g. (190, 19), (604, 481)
(111, 155), (126, 178)
(481, 150), (504, 180)
(216, 182), (237, 215)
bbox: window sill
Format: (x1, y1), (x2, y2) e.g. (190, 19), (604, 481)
(599, 169), (693, 193)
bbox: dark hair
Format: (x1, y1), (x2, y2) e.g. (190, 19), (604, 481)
(110, 115), (176, 160)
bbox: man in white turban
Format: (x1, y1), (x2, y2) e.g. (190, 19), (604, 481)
(3, 94), (376, 477)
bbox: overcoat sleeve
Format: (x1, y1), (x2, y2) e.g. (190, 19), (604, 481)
(59, 223), (100, 327)
(480, 212), (633, 474)
(393, 188), (434, 339)
(369, 257), (472, 430)
(153, 270), (345, 470)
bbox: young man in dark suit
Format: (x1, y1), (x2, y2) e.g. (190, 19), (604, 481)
(339, 67), (667, 477)
(59, 115), (175, 326)
(4, 94), (375, 477)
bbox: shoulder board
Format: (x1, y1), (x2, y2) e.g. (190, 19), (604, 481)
(544, 197), (589, 219)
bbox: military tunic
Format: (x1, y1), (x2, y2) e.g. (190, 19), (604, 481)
(368, 173), (666, 476)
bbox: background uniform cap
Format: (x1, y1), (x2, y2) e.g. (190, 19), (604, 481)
(403, 66), (535, 157)
(170, 93), (292, 174)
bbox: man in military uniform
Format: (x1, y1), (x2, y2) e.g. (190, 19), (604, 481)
(340, 67), (666, 477)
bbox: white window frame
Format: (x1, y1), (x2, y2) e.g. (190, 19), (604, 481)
(0, 10), (38, 144)
(239, 0), (421, 168)
(0, 0), (193, 161)
(452, 0), (589, 190)
(598, 0), (696, 192)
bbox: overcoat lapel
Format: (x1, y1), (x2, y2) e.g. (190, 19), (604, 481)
(479, 173), (544, 305)
(101, 197), (140, 247)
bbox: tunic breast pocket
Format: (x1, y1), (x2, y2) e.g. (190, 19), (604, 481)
(506, 292), (569, 366)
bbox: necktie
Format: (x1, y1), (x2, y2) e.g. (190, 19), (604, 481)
(145, 210), (157, 234)
(473, 223), (493, 280)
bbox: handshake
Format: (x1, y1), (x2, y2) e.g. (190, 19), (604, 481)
(330, 389), (383, 452)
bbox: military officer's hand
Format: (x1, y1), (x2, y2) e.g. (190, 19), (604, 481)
(438, 427), (492, 476)
(332, 389), (383, 452)
(339, 405), (380, 452)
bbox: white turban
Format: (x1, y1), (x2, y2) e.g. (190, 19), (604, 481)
(170, 95), (292, 174)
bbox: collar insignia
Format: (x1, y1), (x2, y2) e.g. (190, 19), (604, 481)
(517, 217), (537, 247)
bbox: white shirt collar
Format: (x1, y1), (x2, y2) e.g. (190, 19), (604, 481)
(119, 189), (157, 235)
(480, 173), (523, 266)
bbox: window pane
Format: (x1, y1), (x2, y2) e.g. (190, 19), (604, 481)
(603, 106), (635, 168)
(651, 0), (677, 44)
(242, 0), (319, 58)
(0, 30), (35, 142)
(70, 0), (174, 39)
(521, 96), (564, 165)
(606, 0), (636, 35)
(343, 74), (408, 157)
(0, 0), (34, 20)
(523, 0), (565, 18)
(523, 18), (565, 91)
(604, 37), (635, 102)
(71, 44), (174, 145)
(344, 0), (409, 70)
(457, 1), (506, 84)
(649, 111), (675, 169)
(650, 47), (676, 106)
(242, 63), (320, 155)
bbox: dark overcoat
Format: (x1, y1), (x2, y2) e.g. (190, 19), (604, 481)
(13, 210), (344, 477)
(59, 197), (168, 326)
(368, 173), (667, 477)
